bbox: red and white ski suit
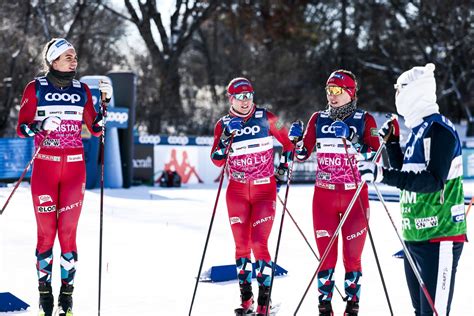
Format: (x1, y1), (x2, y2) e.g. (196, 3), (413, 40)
(17, 77), (100, 259)
(211, 108), (294, 262)
(299, 110), (380, 274)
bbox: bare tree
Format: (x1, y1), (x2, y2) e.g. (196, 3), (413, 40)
(107, 0), (219, 134)
(0, 0), (129, 136)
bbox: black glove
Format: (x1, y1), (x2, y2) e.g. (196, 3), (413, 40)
(19, 121), (42, 137)
(92, 111), (104, 133)
(378, 116), (400, 143)
(274, 151), (293, 192)
(275, 164), (287, 193)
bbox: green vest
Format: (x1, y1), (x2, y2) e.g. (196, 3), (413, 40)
(400, 115), (466, 241)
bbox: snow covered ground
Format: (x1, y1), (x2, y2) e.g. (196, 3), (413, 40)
(0, 181), (472, 315)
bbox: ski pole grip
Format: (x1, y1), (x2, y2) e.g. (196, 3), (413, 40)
(99, 80), (107, 103)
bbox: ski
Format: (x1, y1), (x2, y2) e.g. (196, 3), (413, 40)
(234, 307), (254, 315)
(234, 303), (280, 315)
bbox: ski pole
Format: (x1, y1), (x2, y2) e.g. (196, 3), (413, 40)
(265, 145), (297, 316)
(372, 183), (439, 315)
(0, 132), (50, 215)
(342, 137), (393, 315)
(293, 142), (385, 315)
(189, 136), (234, 316)
(98, 88), (108, 316)
(465, 196), (474, 217)
(276, 195), (345, 300)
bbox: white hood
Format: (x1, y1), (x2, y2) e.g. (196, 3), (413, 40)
(395, 63), (439, 128)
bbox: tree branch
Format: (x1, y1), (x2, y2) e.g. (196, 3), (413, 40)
(148, 0), (170, 56)
(101, 2), (135, 23)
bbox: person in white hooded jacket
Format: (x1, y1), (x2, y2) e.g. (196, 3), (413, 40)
(357, 63), (467, 315)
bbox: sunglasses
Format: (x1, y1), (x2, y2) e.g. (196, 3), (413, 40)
(325, 86), (345, 96)
(233, 92), (254, 100)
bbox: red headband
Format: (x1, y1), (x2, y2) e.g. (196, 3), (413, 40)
(326, 72), (356, 99)
(227, 77), (254, 95)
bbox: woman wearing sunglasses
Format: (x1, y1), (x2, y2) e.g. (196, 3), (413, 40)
(288, 70), (380, 316)
(210, 77), (294, 315)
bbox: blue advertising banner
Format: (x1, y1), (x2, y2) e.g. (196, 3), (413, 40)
(462, 147), (474, 179)
(0, 138), (34, 180)
(88, 86), (129, 129)
(134, 135), (214, 146)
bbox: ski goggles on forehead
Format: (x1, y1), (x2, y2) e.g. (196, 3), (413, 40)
(232, 92), (254, 100)
(325, 86), (345, 96)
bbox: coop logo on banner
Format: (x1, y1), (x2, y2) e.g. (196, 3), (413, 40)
(138, 135), (161, 144)
(107, 111), (129, 124)
(195, 136), (213, 146)
(167, 136), (189, 145)
(106, 108), (129, 128)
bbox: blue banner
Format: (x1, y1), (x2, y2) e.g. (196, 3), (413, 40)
(89, 86), (129, 129)
(134, 135), (214, 146)
(0, 138), (34, 179)
(106, 107), (129, 129)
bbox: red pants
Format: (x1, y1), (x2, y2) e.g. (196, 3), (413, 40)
(313, 185), (369, 272)
(226, 177), (277, 262)
(31, 147), (86, 254)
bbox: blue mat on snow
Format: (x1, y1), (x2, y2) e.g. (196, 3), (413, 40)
(0, 292), (29, 312)
(202, 263), (288, 283)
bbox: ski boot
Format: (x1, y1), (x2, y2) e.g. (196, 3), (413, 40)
(38, 283), (54, 316)
(344, 301), (359, 316)
(318, 300), (334, 316)
(57, 284), (74, 316)
(234, 283), (254, 315)
(255, 285), (271, 316)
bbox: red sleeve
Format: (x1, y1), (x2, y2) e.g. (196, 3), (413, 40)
(82, 84), (101, 137)
(300, 112), (319, 160)
(267, 111), (294, 152)
(362, 113), (381, 157)
(210, 119), (226, 167)
(16, 80), (38, 138)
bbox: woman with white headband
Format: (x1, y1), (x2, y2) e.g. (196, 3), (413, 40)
(16, 38), (112, 316)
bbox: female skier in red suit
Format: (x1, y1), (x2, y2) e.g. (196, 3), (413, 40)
(210, 77), (294, 315)
(17, 38), (112, 316)
(289, 70), (380, 316)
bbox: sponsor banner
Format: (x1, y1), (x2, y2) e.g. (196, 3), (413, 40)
(0, 138), (34, 179)
(106, 107), (129, 128)
(88, 87), (128, 129)
(154, 146), (206, 185)
(462, 148), (474, 179)
(136, 134), (214, 146)
(133, 144), (154, 183)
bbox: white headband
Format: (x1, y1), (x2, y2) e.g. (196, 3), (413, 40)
(46, 38), (75, 64)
